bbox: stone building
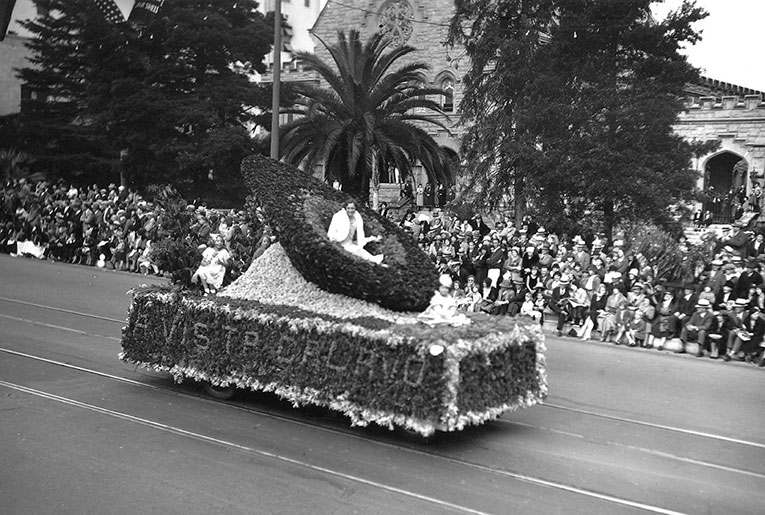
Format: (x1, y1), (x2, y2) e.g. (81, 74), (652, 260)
(262, 0), (463, 197)
(0, 0), (35, 116)
(293, 0), (765, 215)
(675, 77), (765, 223)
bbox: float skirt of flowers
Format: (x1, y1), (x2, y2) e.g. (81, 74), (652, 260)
(120, 287), (548, 436)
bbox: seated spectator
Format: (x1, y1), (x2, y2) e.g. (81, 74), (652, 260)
(548, 274), (572, 337)
(494, 277), (517, 316)
(520, 291), (543, 324)
(679, 298), (714, 356)
(628, 308), (647, 348)
(580, 284), (607, 341)
(599, 285), (627, 343)
(707, 310), (730, 359)
(649, 289), (677, 350)
(191, 235), (231, 295)
(137, 239), (159, 275)
(724, 304), (765, 362)
(466, 284), (482, 312)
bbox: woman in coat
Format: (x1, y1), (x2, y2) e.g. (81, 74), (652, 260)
(326, 201), (383, 264)
(598, 285), (627, 342)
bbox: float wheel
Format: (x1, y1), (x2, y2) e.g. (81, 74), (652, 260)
(397, 427), (439, 444)
(202, 382), (236, 400)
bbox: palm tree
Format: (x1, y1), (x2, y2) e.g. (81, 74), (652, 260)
(279, 29), (454, 203)
(0, 148), (35, 181)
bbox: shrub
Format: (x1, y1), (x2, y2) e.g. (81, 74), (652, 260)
(241, 155), (438, 312)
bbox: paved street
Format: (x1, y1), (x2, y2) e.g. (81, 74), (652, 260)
(1, 254), (763, 514)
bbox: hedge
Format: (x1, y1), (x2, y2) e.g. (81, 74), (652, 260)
(120, 287), (548, 436)
(241, 154), (438, 312)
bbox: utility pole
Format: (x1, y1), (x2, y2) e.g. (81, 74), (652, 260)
(270, 0), (281, 160)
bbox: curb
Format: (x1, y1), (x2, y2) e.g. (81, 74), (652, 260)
(542, 327), (762, 368)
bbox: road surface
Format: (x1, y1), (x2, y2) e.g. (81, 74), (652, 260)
(1, 254), (763, 514)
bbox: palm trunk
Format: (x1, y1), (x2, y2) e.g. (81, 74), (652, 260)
(371, 147), (380, 211)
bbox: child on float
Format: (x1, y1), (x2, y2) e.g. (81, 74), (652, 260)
(418, 274), (470, 326)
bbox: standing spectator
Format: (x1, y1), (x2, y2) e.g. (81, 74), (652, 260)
(424, 183), (434, 208)
(437, 183), (447, 207)
(415, 183), (424, 209)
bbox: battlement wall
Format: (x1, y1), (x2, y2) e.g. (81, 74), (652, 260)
(681, 95), (765, 120)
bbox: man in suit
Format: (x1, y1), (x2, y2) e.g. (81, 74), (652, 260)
(548, 274), (572, 337)
(715, 282), (735, 310)
(672, 285), (698, 338)
(734, 260), (763, 299)
(679, 299), (714, 356)
(723, 298), (749, 360)
(716, 223), (750, 259)
(706, 259), (727, 296)
(747, 233), (765, 258)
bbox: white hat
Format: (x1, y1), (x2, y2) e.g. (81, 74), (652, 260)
(439, 274), (453, 289)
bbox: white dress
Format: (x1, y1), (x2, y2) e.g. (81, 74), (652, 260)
(192, 246), (230, 289)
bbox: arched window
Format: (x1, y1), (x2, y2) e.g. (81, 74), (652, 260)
(441, 78), (454, 112)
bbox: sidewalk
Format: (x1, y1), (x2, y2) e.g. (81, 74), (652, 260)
(540, 317), (762, 367)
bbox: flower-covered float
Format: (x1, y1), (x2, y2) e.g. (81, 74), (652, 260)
(120, 156), (547, 437)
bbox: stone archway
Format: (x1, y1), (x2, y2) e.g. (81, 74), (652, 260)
(703, 151), (747, 224)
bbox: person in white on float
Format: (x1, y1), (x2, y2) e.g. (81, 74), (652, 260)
(327, 201), (384, 265)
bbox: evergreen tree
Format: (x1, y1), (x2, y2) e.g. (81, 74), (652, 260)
(450, 0), (713, 238)
(3, 0), (274, 205)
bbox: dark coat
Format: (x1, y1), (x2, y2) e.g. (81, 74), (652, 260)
(740, 314), (765, 353)
(734, 270), (763, 299)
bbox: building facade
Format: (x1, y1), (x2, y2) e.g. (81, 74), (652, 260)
(298, 1), (765, 214)
(675, 78), (765, 223)
(260, 0), (324, 69)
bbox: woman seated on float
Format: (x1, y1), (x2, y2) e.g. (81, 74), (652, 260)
(191, 234), (230, 295)
(327, 201), (384, 265)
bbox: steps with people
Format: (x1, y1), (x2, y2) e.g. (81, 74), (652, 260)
(683, 224), (727, 245)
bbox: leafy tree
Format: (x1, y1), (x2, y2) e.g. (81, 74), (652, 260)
(279, 29), (454, 203)
(447, 0), (557, 223)
(4, 0), (274, 205)
(450, 0), (714, 239)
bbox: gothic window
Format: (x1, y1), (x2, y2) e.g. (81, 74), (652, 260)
(441, 78), (454, 112)
(378, 1), (414, 47)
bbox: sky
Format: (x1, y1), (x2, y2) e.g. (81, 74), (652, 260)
(653, 0), (765, 92)
(109, 0), (765, 93)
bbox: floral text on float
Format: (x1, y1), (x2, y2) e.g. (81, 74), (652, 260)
(129, 313), (433, 388)
(121, 287), (547, 436)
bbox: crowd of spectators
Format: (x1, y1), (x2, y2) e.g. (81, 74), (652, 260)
(1, 178), (254, 283)
(396, 208), (765, 367)
(3, 177), (764, 367)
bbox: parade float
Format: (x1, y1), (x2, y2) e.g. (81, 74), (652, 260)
(120, 156), (547, 437)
